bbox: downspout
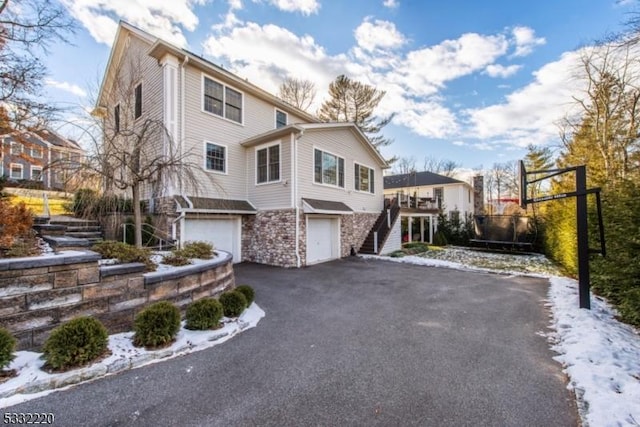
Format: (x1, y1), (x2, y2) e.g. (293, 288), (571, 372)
(293, 129), (304, 268)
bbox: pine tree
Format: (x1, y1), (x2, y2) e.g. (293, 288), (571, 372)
(318, 75), (394, 149)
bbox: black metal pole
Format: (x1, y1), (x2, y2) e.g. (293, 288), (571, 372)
(576, 166), (590, 309)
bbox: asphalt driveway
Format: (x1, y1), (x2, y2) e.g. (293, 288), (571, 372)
(5, 257), (578, 426)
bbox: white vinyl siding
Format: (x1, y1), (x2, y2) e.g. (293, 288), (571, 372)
(296, 129), (384, 213)
(247, 138), (291, 209)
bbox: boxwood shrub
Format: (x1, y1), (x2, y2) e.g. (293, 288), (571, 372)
(235, 285), (255, 306)
(185, 298), (223, 330)
(0, 328), (16, 370)
(219, 291), (247, 317)
(42, 317), (109, 371)
(133, 301), (181, 348)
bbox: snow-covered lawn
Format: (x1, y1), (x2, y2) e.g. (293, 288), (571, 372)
(366, 247), (640, 427)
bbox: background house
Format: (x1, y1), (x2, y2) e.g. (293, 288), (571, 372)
(383, 171), (480, 243)
(0, 129), (84, 191)
(95, 21), (389, 267)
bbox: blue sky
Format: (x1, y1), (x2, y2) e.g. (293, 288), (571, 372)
(42, 0), (637, 171)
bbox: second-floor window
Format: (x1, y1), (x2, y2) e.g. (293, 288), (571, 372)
(10, 142), (21, 155)
(134, 83), (142, 119)
(114, 104), (120, 133)
(256, 144), (280, 184)
(434, 187), (443, 209)
(31, 147), (43, 158)
(275, 110), (287, 128)
(354, 163), (375, 193)
(31, 166), (43, 181)
(205, 142), (226, 173)
(203, 76), (243, 124)
(314, 149), (344, 188)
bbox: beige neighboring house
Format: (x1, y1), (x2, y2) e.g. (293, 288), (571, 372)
(94, 21), (390, 267)
(383, 171), (476, 243)
(0, 129), (84, 190)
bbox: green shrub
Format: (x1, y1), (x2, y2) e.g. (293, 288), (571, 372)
(388, 250), (405, 258)
(432, 230), (448, 246)
(235, 285), (255, 305)
(42, 317), (109, 371)
(133, 301), (181, 348)
(178, 241), (214, 259)
(219, 291), (247, 317)
(185, 298), (223, 330)
(161, 253), (191, 267)
(0, 328), (16, 370)
(91, 241), (155, 271)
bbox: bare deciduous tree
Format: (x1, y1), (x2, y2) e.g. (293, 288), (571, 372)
(422, 156), (461, 177)
(277, 77), (317, 112)
(0, 0), (75, 130)
(392, 156), (416, 174)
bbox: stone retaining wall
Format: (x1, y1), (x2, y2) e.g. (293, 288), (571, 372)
(0, 250), (235, 350)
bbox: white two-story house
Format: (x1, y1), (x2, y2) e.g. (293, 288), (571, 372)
(95, 22), (389, 267)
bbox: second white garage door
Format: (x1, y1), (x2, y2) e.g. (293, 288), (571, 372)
(183, 217), (241, 263)
(306, 217), (340, 265)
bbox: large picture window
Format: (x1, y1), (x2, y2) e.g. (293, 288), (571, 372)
(203, 76), (243, 124)
(314, 149), (344, 188)
(257, 144), (280, 184)
(205, 142), (226, 173)
(354, 163), (375, 193)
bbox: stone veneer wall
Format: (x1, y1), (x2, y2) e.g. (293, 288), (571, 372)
(339, 212), (379, 257)
(242, 209), (299, 268)
(0, 251), (235, 351)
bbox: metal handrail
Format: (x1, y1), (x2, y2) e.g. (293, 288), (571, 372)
(122, 222), (176, 251)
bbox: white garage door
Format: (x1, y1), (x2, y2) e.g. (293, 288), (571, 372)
(183, 218), (241, 263)
(306, 217), (339, 265)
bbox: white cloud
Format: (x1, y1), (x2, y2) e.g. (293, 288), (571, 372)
(512, 26), (546, 57)
(263, 0), (320, 15)
(484, 63), (521, 78)
(465, 50), (583, 148)
(60, 0), (206, 46)
(452, 140), (466, 146)
(229, 0), (243, 9)
(45, 79), (88, 98)
(383, 0), (399, 8)
(354, 18), (406, 52)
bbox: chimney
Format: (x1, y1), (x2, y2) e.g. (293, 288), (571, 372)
(473, 175), (484, 215)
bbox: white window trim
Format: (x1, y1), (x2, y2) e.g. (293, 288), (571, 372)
(31, 146), (43, 158)
(31, 166), (43, 181)
(312, 146), (346, 190)
(353, 161), (376, 195)
(275, 108), (288, 129)
(203, 140), (228, 175)
(255, 142), (282, 186)
(10, 163), (23, 179)
(201, 73), (245, 125)
(10, 142), (22, 155)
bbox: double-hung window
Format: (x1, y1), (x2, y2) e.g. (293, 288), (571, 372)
(10, 164), (22, 179)
(31, 147), (43, 158)
(354, 163), (375, 193)
(256, 144), (280, 184)
(275, 110), (287, 128)
(314, 149), (344, 188)
(10, 142), (21, 155)
(31, 166), (43, 181)
(205, 142), (226, 173)
(134, 83), (142, 119)
(203, 76), (243, 124)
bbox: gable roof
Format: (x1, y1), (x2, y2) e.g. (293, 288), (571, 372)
(239, 123), (389, 168)
(0, 130), (83, 152)
(96, 21), (318, 124)
(384, 171), (465, 189)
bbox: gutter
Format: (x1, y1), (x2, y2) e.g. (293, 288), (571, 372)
(180, 55), (188, 194)
(294, 129), (304, 268)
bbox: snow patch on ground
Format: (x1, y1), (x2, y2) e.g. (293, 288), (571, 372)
(365, 247), (640, 426)
(0, 303), (265, 408)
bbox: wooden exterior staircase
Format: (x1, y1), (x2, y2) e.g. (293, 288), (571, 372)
(359, 199), (401, 255)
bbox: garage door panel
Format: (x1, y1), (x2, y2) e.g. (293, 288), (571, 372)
(183, 218), (241, 263)
(306, 217), (339, 265)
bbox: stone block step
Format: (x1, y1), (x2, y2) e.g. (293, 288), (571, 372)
(65, 231), (103, 239)
(42, 235), (93, 248)
(65, 225), (102, 232)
